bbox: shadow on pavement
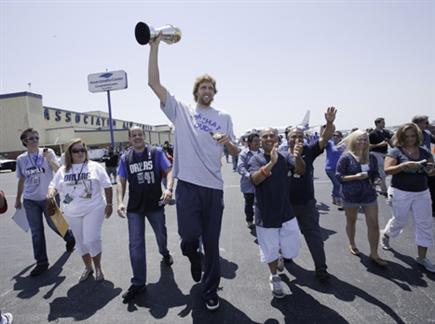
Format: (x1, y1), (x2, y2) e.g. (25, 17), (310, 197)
(13, 252), (71, 300)
(125, 257), (243, 322)
(179, 285), (261, 324)
(286, 262), (406, 324)
(271, 274), (348, 323)
(358, 252), (428, 291)
(125, 261), (189, 318)
(48, 279), (121, 321)
(320, 226), (337, 242)
(390, 249), (435, 281)
(220, 256), (238, 280)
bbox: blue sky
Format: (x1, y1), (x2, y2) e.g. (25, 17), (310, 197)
(1, 0), (434, 136)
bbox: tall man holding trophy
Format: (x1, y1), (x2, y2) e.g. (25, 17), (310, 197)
(138, 22), (238, 311)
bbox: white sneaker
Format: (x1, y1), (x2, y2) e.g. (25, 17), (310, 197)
(269, 275), (285, 299)
(1, 313), (13, 324)
(416, 257), (435, 273)
(277, 257), (285, 272)
(380, 231), (391, 250)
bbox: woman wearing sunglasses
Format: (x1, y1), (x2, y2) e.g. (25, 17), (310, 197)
(15, 128), (76, 277)
(48, 139), (113, 282)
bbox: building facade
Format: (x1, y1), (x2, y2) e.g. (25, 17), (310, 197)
(0, 92), (173, 158)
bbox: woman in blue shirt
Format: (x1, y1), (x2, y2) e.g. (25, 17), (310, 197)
(380, 123), (435, 273)
(336, 130), (387, 267)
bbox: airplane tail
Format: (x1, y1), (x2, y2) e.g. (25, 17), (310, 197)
(298, 110), (310, 131)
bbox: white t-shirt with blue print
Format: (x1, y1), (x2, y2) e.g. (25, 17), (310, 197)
(16, 148), (57, 201)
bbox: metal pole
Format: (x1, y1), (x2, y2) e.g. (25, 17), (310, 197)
(106, 90), (115, 149)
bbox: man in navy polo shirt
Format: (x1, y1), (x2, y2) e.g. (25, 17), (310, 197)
(250, 128), (305, 298)
(116, 126), (174, 303)
(281, 107), (337, 283)
(148, 35), (238, 311)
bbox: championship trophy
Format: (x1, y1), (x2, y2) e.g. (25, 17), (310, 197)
(135, 22), (181, 45)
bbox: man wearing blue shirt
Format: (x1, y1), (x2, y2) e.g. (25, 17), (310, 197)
(237, 133), (261, 228)
(116, 126), (174, 303)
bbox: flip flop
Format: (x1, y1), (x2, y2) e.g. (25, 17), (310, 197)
(349, 246), (360, 256)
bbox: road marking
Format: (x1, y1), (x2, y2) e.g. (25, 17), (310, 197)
(0, 288), (13, 298)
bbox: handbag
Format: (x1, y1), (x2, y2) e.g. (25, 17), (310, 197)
(46, 197), (69, 237)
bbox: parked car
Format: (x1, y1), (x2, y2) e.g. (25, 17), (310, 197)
(0, 155), (16, 172)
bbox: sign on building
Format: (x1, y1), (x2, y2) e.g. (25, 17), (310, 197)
(87, 70), (128, 93)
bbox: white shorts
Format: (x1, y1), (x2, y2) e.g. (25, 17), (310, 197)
(256, 218), (301, 263)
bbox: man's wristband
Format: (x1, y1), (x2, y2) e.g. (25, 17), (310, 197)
(107, 203), (113, 206)
(167, 188), (173, 193)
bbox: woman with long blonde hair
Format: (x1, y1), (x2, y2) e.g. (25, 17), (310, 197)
(336, 130), (387, 267)
(48, 139), (113, 282)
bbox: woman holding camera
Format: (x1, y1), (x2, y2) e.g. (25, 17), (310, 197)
(380, 123), (435, 272)
(336, 130), (387, 266)
(48, 139), (113, 282)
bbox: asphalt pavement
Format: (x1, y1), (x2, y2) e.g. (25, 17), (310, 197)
(0, 156), (434, 324)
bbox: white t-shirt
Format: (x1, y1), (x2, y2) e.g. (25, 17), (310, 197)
(50, 161), (112, 217)
(161, 91), (236, 190)
(16, 148), (57, 200)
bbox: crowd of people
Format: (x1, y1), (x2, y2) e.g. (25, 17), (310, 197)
(2, 33), (435, 316)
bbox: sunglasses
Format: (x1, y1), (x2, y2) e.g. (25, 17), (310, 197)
(26, 136), (39, 141)
(71, 148), (86, 154)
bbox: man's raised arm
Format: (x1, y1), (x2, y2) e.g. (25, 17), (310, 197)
(148, 37), (167, 104)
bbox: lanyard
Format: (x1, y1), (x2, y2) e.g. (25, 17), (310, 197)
(27, 149), (43, 169)
(74, 162), (86, 185)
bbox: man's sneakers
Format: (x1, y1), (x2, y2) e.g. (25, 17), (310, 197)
(269, 275), (285, 299)
(189, 254), (202, 282)
(416, 257), (435, 273)
(65, 236), (76, 252)
(315, 269), (331, 283)
(162, 254), (174, 266)
(0, 312), (13, 324)
(205, 297), (220, 311)
(122, 284), (146, 303)
(381, 231), (391, 250)
(29, 263), (49, 277)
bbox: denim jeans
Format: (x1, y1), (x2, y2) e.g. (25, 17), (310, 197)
(325, 169), (342, 200)
(127, 208), (169, 286)
(23, 198), (75, 265)
(243, 193), (255, 223)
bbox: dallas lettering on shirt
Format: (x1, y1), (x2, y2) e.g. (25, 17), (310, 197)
(64, 172), (90, 185)
(25, 166), (45, 176)
(129, 160), (155, 185)
(194, 113), (222, 133)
